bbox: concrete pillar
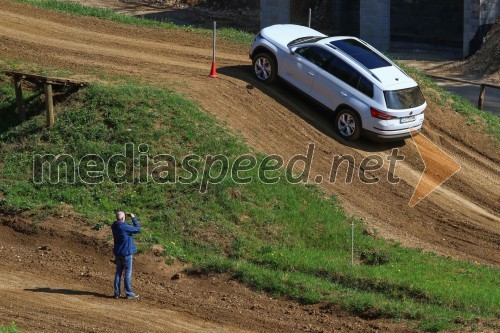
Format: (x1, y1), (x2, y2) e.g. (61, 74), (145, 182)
(359, 0), (390, 51)
(260, 0), (290, 29)
(463, 0), (499, 58)
(463, 0), (480, 57)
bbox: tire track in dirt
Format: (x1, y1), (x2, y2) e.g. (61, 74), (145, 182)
(0, 215), (416, 333)
(0, 1), (498, 269)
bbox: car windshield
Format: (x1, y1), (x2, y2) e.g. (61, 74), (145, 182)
(330, 39), (391, 69)
(288, 36), (327, 47)
(384, 86), (425, 109)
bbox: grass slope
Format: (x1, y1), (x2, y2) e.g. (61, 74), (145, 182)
(0, 77), (498, 332)
(398, 63), (500, 141)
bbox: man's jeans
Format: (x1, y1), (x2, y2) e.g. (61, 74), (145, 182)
(114, 255), (133, 296)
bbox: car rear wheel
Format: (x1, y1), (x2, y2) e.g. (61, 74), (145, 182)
(335, 109), (361, 140)
(252, 53), (276, 83)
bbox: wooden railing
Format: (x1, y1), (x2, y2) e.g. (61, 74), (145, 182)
(425, 74), (500, 111)
(4, 71), (87, 127)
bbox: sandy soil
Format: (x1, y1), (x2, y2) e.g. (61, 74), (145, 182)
(0, 1), (498, 330)
(65, 0), (260, 31)
(0, 213), (416, 332)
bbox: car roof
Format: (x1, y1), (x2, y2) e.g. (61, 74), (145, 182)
(260, 25), (418, 90)
(319, 37), (391, 69)
(309, 37), (416, 90)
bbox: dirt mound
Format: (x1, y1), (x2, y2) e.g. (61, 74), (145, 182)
(464, 22), (500, 80)
(0, 214), (415, 332)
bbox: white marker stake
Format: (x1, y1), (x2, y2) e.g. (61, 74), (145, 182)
(209, 21), (219, 78)
(351, 221), (354, 266)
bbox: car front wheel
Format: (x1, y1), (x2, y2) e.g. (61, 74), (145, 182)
(252, 53), (276, 83)
(335, 109), (361, 140)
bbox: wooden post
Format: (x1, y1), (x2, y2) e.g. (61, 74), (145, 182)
(44, 83), (54, 127)
(13, 75), (26, 121)
(478, 85), (486, 110)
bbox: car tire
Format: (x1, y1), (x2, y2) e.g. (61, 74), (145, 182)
(335, 109), (362, 140)
(252, 53), (277, 83)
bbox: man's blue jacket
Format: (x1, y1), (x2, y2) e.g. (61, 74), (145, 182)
(112, 217), (141, 256)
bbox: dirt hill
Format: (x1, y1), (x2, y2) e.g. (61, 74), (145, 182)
(463, 22), (500, 81)
(1, 213), (414, 332)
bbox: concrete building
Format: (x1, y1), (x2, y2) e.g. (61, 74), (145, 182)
(260, 0), (499, 58)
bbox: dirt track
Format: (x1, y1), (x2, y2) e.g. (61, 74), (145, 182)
(0, 213), (416, 332)
(0, 1), (499, 330)
(0, 0), (498, 265)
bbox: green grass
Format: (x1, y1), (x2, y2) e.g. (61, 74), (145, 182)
(0, 323), (19, 333)
(11, 0), (254, 45)
(0, 76), (499, 332)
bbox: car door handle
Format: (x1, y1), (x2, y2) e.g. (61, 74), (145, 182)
(340, 91), (348, 96)
(308, 72), (315, 77)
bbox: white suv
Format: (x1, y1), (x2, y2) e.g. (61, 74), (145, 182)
(249, 24), (426, 141)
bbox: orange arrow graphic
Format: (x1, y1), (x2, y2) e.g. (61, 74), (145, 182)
(409, 129), (461, 207)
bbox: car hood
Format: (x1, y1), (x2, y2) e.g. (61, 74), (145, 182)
(261, 24), (327, 48)
(371, 66), (416, 89)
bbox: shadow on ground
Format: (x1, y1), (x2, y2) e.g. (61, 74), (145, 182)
(24, 287), (112, 299)
(0, 82), (82, 135)
(219, 64), (405, 153)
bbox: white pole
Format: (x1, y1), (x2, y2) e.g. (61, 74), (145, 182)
(308, 8), (312, 28)
(209, 21), (218, 78)
(213, 21), (216, 62)
(351, 221), (354, 266)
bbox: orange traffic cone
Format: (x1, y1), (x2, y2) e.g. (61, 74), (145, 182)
(209, 60), (219, 78)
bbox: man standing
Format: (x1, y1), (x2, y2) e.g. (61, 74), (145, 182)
(112, 211), (141, 299)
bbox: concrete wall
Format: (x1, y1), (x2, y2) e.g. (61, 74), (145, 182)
(359, 0), (390, 51)
(259, 0), (498, 56)
(479, 0), (499, 25)
(332, 0), (360, 36)
(463, 0), (499, 57)
(390, 0), (463, 49)
(260, 0), (290, 28)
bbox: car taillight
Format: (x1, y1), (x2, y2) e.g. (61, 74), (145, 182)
(370, 108), (396, 120)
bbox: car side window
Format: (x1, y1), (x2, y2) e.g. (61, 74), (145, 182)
(326, 56), (374, 98)
(296, 46), (333, 69)
(358, 75), (374, 98)
(326, 56), (359, 87)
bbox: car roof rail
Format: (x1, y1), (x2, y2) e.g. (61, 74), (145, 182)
(327, 44), (382, 83)
(355, 39), (410, 79)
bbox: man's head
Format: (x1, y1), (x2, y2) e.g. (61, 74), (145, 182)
(116, 211), (126, 222)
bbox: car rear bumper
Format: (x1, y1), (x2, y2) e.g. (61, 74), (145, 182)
(362, 126), (420, 141)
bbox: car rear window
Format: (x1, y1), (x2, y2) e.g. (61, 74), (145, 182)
(384, 87), (425, 109)
(330, 39), (391, 69)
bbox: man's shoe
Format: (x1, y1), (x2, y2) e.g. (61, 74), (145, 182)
(127, 293), (139, 300)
